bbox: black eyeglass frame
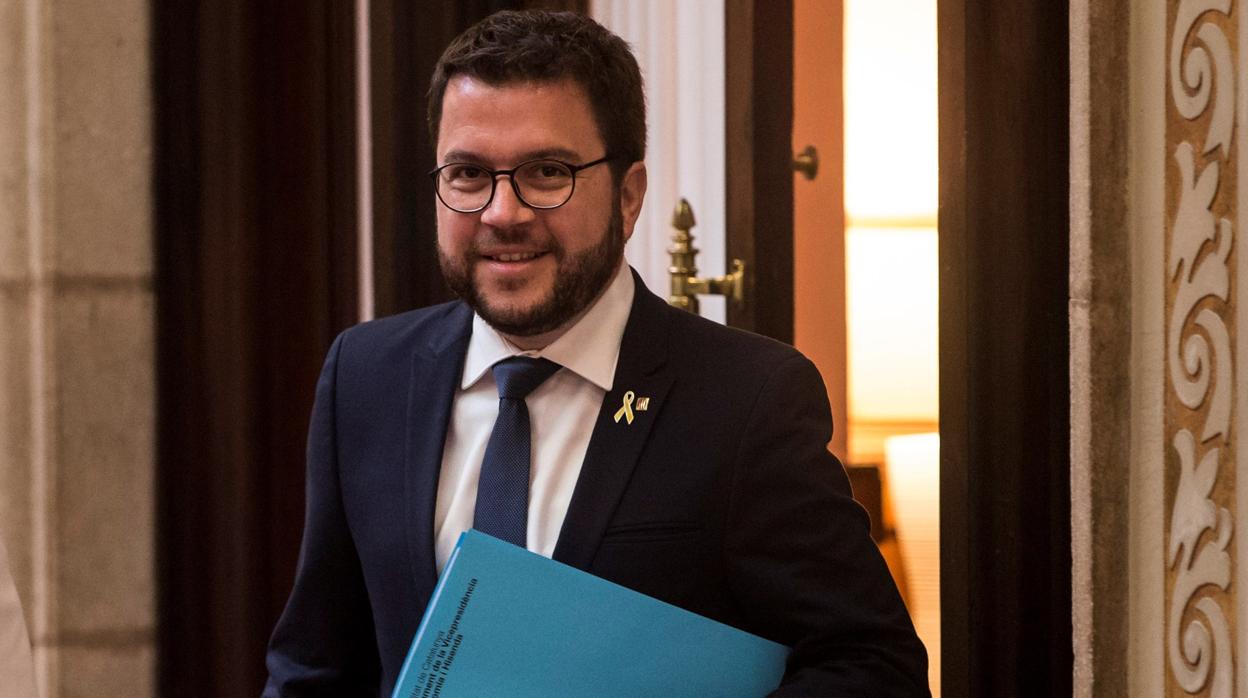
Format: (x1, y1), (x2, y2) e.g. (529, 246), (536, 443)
(428, 155), (614, 213)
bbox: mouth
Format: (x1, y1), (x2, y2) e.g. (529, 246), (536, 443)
(480, 250), (549, 263)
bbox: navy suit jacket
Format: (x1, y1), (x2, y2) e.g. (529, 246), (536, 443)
(264, 273), (929, 696)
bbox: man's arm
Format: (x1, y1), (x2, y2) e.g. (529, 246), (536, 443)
(264, 333), (380, 696)
(725, 353), (930, 696)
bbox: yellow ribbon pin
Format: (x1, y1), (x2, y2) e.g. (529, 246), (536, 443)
(614, 390), (636, 424)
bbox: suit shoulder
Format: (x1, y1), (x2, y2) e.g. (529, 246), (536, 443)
(646, 300), (825, 406)
(663, 302), (805, 366)
(335, 300), (471, 362)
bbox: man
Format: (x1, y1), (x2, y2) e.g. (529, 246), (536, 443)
(266, 10), (927, 696)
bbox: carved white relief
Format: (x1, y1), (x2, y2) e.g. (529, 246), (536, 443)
(1168, 431), (1233, 696)
(1166, 2), (1236, 696)
(1168, 144), (1232, 441)
(1170, 0), (1235, 156)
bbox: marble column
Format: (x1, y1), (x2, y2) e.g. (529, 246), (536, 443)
(0, 0), (155, 695)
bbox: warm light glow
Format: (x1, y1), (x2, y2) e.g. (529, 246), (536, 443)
(846, 226), (938, 422)
(845, 3), (939, 692)
(886, 433), (941, 694)
(844, 0), (938, 222)
(844, 0), (938, 428)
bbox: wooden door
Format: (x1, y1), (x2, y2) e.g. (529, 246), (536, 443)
(938, 0), (1072, 694)
(725, 0), (796, 344)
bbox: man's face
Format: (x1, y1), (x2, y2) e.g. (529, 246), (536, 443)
(434, 76), (646, 339)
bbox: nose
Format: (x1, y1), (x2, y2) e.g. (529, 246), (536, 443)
(479, 174), (536, 228)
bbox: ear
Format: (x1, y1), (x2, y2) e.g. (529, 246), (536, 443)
(618, 161), (647, 243)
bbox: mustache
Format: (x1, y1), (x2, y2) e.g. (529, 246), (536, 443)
(466, 229), (559, 255)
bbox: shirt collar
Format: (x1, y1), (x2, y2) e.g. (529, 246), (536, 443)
(461, 261), (635, 391)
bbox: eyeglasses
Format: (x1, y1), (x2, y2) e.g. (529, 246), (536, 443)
(429, 155), (613, 213)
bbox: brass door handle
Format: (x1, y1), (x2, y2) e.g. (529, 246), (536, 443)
(793, 144), (819, 180)
(667, 198), (745, 314)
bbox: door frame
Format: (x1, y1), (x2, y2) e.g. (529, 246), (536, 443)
(938, 0), (1072, 694)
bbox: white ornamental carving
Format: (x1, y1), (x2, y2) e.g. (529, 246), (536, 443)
(1168, 430), (1233, 695)
(1168, 144), (1232, 441)
(1170, 0), (1235, 156)
(1166, 2), (1236, 696)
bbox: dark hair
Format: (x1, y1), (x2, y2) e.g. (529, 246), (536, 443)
(428, 10), (646, 181)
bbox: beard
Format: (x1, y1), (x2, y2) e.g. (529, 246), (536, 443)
(438, 198), (625, 337)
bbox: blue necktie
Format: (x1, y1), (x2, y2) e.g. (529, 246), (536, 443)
(473, 356), (561, 547)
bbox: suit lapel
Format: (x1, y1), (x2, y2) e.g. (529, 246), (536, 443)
(553, 280), (675, 570)
(404, 304), (472, 589)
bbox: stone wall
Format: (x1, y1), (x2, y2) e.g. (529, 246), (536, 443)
(1069, 0), (1132, 693)
(1074, 1), (1248, 695)
(0, 0), (155, 695)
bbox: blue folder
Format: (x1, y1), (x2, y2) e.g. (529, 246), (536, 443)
(392, 530), (789, 697)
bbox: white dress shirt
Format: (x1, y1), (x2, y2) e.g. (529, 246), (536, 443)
(0, 536), (37, 698)
(434, 262), (635, 570)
